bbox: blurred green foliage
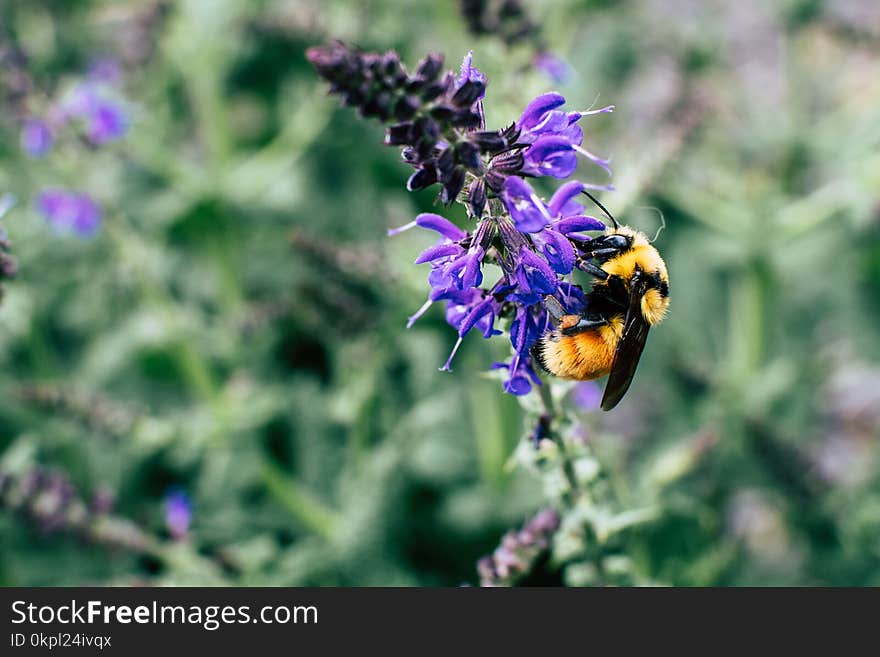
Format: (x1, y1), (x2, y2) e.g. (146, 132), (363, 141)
(0, 0), (879, 586)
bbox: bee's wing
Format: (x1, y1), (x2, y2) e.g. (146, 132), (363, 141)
(600, 277), (651, 411)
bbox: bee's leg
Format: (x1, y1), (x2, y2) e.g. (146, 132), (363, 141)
(561, 314), (608, 336)
(543, 295), (567, 325)
(543, 295), (582, 331)
(576, 260), (609, 280)
(569, 243), (622, 260)
(571, 234), (630, 261)
(590, 247), (624, 259)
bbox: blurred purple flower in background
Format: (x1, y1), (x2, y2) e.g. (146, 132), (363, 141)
(164, 489), (192, 541)
(20, 119), (53, 157)
(36, 189), (102, 237)
(533, 51), (572, 83)
(63, 84), (129, 145)
(85, 100), (129, 145)
(572, 381), (602, 411)
(87, 58), (123, 85)
(19, 59), (129, 156)
(15, 59), (130, 238)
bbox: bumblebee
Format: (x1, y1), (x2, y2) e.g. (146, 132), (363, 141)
(534, 194), (669, 411)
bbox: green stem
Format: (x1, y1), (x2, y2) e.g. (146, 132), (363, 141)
(727, 264), (765, 384)
(470, 381), (507, 489)
(262, 462), (339, 542)
(537, 378), (580, 506)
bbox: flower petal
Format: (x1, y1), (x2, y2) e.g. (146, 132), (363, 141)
(518, 93), (566, 131)
(445, 246), (485, 289)
(414, 243), (462, 264)
(548, 181), (588, 216)
(414, 213), (466, 240)
(518, 247), (558, 294)
(501, 176), (551, 233)
(536, 229), (576, 274)
(428, 266), (454, 292)
(457, 50), (487, 89)
(555, 215), (606, 234)
(459, 295), (498, 337)
(521, 136), (578, 179)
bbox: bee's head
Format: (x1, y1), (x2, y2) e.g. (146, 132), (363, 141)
(600, 225), (648, 254)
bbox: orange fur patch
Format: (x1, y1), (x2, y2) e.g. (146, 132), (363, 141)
(538, 317), (623, 380)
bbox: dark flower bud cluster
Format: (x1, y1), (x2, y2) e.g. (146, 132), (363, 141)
(460, 0), (538, 43)
(15, 384), (140, 439)
(458, 0), (573, 83)
(0, 229), (15, 302)
(0, 42), (33, 112)
(309, 43), (518, 207)
(0, 467), (85, 534)
(0, 196), (16, 305)
(0, 466), (154, 553)
(106, 1), (171, 68)
(477, 507), (561, 586)
(312, 44), (615, 395)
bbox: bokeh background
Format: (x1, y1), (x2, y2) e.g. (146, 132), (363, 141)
(1, 0), (879, 586)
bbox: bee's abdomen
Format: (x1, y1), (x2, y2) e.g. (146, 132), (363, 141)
(536, 329), (616, 381)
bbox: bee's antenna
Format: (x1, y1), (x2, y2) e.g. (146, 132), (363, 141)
(581, 191), (618, 230)
(636, 206), (666, 242)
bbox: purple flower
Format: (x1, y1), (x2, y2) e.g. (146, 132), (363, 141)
(456, 50), (487, 94)
(445, 245), (485, 289)
(572, 381), (602, 411)
(36, 190), (102, 237)
(448, 287), (503, 338)
(530, 226), (575, 274)
(501, 177), (606, 246)
(439, 284), (506, 371)
(390, 212), (480, 292)
(518, 93), (567, 135)
(20, 119), (53, 157)
(495, 303), (548, 395)
(516, 93), (614, 176)
(511, 245), (558, 304)
(64, 85), (129, 145)
(444, 288), (486, 333)
(493, 357), (542, 396)
(164, 489), (192, 540)
(85, 101), (128, 145)
(533, 52), (572, 83)
(521, 135), (579, 178)
(501, 176), (552, 233)
(87, 58), (122, 86)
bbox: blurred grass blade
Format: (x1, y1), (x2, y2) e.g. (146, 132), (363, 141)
(262, 462), (340, 542)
